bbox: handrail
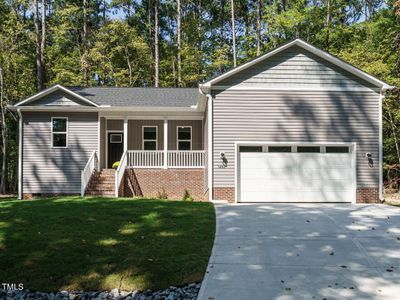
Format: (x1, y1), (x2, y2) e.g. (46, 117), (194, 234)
(81, 151), (98, 196)
(115, 150), (128, 197)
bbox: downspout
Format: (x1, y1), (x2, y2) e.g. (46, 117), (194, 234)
(17, 108), (23, 200)
(199, 86), (213, 201)
(379, 88), (385, 202)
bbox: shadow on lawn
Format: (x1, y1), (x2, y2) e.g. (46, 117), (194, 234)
(0, 197), (215, 292)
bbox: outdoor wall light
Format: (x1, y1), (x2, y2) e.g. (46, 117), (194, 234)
(220, 152), (228, 167)
(366, 152), (374, 168)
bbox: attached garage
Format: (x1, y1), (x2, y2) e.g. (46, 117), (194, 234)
(238, 144), (356, 203)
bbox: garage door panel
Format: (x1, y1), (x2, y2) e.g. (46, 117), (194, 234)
(239, 147), (354, 203)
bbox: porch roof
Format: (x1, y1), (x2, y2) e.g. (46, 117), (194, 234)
(68, 87), (200, 107)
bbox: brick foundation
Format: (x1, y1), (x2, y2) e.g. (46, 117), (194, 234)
(213, 187), (235, 203)
(122, 168), (206, 201)
(356, 188), (380, 203)
(212, 187), (380, 204)
(23, 193), (80, 200)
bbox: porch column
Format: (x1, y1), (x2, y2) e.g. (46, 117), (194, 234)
(123, 117), (128, 152)
(164, 116), (168, 168)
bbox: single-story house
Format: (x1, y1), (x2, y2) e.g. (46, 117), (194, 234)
(9, 39), (393, 203)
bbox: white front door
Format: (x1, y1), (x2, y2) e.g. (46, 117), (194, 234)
(239, 145), (355, 203)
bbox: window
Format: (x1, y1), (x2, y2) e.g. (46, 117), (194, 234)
(110, 133), (122, 143)
(326, 146), (349, 153)
(239, 146), (263, 152)
(177, 126), (192, 150)
(297, 146), (320, 153)
(52, 117), (68, 148)
(143, 126), (157, 150)
(268, 146), (291, 152)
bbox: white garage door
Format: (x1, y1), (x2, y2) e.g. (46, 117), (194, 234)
(239, 145), (355, 203)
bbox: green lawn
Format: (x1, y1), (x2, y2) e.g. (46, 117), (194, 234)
(0, 197), (215, 292)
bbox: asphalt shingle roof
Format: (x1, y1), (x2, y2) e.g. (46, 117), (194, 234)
(68, 87), (200, 107)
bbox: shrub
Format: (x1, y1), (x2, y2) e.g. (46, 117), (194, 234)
(112, 161), (120, 169)
(157, 188), (168, 199)
(182, 189), (194, 201)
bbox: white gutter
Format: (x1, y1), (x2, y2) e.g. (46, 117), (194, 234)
(17, 109), (22, 200)
(199, 86), (213, 201)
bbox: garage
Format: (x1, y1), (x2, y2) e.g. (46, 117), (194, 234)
(238, 144), (356, 203)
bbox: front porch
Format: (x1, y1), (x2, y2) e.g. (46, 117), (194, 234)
(82, 115), (207, 199)
(100, 117), (206, 169)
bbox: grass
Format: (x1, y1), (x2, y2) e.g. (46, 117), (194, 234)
(0, 197), (215, 292)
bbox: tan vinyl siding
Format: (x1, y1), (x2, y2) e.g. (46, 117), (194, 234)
(127, 120), (164, 150)
(218, 46), (376, 90)
(22, 112), (98, 194)
(168, 120), (203, 150)
(212, 90), (380, 188)
(107, 119), (123, 131)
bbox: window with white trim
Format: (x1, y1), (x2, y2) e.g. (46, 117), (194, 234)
(142, 126), (157, 150)
(177, 126), (192, 150)
(52, 117), (68, 148)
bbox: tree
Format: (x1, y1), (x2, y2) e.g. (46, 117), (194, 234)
(33, 0), (44, 91)
(177, 0), (182, 86)
(154, 0), (159, 87)
(230, 0), (236, 67)
(0, 65), (7, 194)
(82, 0), (89, 85)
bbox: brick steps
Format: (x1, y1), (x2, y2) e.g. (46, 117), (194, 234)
(85, 169), (116, 197)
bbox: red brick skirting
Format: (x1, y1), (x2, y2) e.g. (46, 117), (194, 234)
(211, 187), (380, 204)
(123, 168), (206, 201)
(356, 188), (380, 203)
(213, 187), (235, 203)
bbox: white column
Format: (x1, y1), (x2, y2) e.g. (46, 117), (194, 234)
(207, 94), (213, 201)
(164, 116), (168, 168)
(123, 117), (128, 152)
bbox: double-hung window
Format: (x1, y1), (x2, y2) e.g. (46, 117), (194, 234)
(142, 126), (158, 150)
(52, 117), (68, 148)
(177, 126), (192, 150)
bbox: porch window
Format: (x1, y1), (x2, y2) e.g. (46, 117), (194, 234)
(51, 117), (68, 148)
(142, 126), (158, 150)
(177, 126), (192, 150)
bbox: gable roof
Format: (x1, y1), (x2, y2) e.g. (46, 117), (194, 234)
(200, 39), (393, 91)
(13, 85), (201, 108)
(15, 85), (99, 107)
(69, 87), (200, 107)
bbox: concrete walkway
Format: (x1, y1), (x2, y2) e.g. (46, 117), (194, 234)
(198, 203), (400, 300)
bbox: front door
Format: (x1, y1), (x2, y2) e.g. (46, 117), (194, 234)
(107, 132), (124, 168)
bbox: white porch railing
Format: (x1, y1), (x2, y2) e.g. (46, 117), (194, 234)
(115, 150), (128, 197)
(126, 150), (205, 168)
(81, 151), (98, 196)
(127, 151), (164, 168)
(168, 151), (205, 168)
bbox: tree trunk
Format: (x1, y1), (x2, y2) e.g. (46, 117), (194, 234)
(256, 0), (262, 56)
(325, 0), (331, 50)
(33, 0), (44, 91)
(83, 0), (89, 85)
(177, 0), (182, 86)
(385, 99), (400, 165)
(154, 0), (159, 87)
(220, 0), (225, 46)
(0, 66), (8, 194)
(41, 0), (46, 84)
(230, 0), (236, 67)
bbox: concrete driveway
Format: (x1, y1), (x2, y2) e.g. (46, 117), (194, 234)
(198, 203), (400, 300)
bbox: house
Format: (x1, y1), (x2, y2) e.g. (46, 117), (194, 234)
(9, 39), (393, 203)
